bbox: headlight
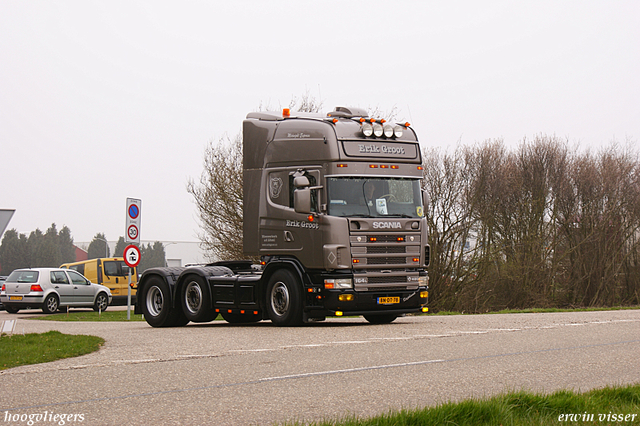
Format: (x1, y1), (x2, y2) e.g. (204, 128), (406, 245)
(362, 123), (373, 137)
(324, 278), (353, 289)
(393, 126), (404, 138)
(419, 276), (428, 287)
(383, 124), (394, 138)
(373, 123), (383, 137)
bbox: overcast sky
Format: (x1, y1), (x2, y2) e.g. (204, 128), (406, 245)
(1, 1), (639, 246)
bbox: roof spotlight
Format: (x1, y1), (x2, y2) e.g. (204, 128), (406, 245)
(393, 126), (404, 138)
(383, 124), (394, 138)
(373, 123), (383, 137)
(362, 122), (373, 137)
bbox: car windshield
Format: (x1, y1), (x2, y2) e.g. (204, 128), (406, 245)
(6, 270), (39, 283)
(327, 177), (424, 218)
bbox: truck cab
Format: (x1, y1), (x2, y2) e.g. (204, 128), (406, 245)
(136, 106), (429, 327)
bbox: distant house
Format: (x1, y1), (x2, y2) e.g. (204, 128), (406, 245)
(74, 245), (88, 262)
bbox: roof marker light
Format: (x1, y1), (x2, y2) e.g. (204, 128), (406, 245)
(283, 108), (290, 117)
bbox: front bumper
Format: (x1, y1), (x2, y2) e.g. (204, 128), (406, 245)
(305, 286), (428, 317)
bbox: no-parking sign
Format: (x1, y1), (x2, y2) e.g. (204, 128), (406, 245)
(125, 198), (141, 244)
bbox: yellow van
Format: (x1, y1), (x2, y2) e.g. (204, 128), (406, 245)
(60, 258), (137, 305)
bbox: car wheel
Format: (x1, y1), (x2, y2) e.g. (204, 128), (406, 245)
(93, 293), (109, 312)
(265, 269), (303, 326)
(221, 312), (260, 324)
(363, 314), (398, 324)
(42, 294), (59, 314)
(5, 306), (19, 314)
(141, 276), (188, 327)
(181, 275), (216, 322)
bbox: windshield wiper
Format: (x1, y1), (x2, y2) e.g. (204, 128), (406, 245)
(344, 214), (375, 218)
(383, 214), (413, 218)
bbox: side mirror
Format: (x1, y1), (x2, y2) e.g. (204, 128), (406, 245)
(422, 190), (429, 209)
(294, 188), (312, 214)
(294, 176), (310, 188)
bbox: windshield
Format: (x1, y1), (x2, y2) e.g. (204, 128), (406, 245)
(327, 177), (424, 218)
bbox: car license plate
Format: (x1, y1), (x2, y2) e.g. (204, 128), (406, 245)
(377, 296), (399, 305)
(9, 296), (23, 301)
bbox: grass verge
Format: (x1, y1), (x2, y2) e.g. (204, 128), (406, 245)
(27, 310), (146, 321)
(0, 330), (104, 370)
(432, 306), (640, 315)
(286, 384), (640, 426)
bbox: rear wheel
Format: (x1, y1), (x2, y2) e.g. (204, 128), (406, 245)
(142, 276), (188, 327)
(363, 314), (398, 324)
(265, 269), (303, 326)
(42, 294), (59, 314)
(221, 312), (260, 324)
(181, 275), (216, 323)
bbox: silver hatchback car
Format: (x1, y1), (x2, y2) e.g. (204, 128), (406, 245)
(0, 268), (112, 314)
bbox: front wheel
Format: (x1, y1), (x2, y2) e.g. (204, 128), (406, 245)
(42, 294), (59, 314)
(265, 269), (303, 326)
(142, 276), (188, 327)
(93, 293), (109, 312)
(363, 314), (398, 324)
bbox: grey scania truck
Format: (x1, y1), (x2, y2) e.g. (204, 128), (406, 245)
(135, 106), (430, 326)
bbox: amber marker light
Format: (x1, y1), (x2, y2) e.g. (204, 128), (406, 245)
(359, 118), (366, 123)
(404, 122), (411, 127)
(283, 108), (290, 117)
(397, 237), (405, 242)
(336, 311), (344, 316)
(352, 259), (360, 264)
(380, 165), (389, 169)
(422, 307), (429, 313)
(391, 165), (399, 169)
(337, 163), (348, 168)
(413, 257), (420, 263)
(369, 164), (378, 168)
(369, 237), (377, 242)
(417, 166), (424, 171)
(332, 118), (338, 123)
(307, 215), (314, 222)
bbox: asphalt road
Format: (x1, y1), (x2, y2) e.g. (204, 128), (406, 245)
(1, 308), (639, 425)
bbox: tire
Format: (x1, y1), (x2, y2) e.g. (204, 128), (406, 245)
(363, 314), (398, 324)
(265, 269), (303, 326)
(5, 306), (19, 314)
(221, 312), (260, 324)
(42, 294), (59, 314)
(58, 306), (68, 313)
(142, 276), (188, 327)
(181, 275), (216, 323)
(93, 293), (109, 312)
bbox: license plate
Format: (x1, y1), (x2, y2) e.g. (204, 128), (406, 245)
(377, 296), (400, 305)
(9, 296), (23, 301)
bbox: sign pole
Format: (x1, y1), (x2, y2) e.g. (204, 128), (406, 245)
(127, 268), (132, 320)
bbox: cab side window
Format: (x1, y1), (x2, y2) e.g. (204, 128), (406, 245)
(50, 271), (70, 284)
